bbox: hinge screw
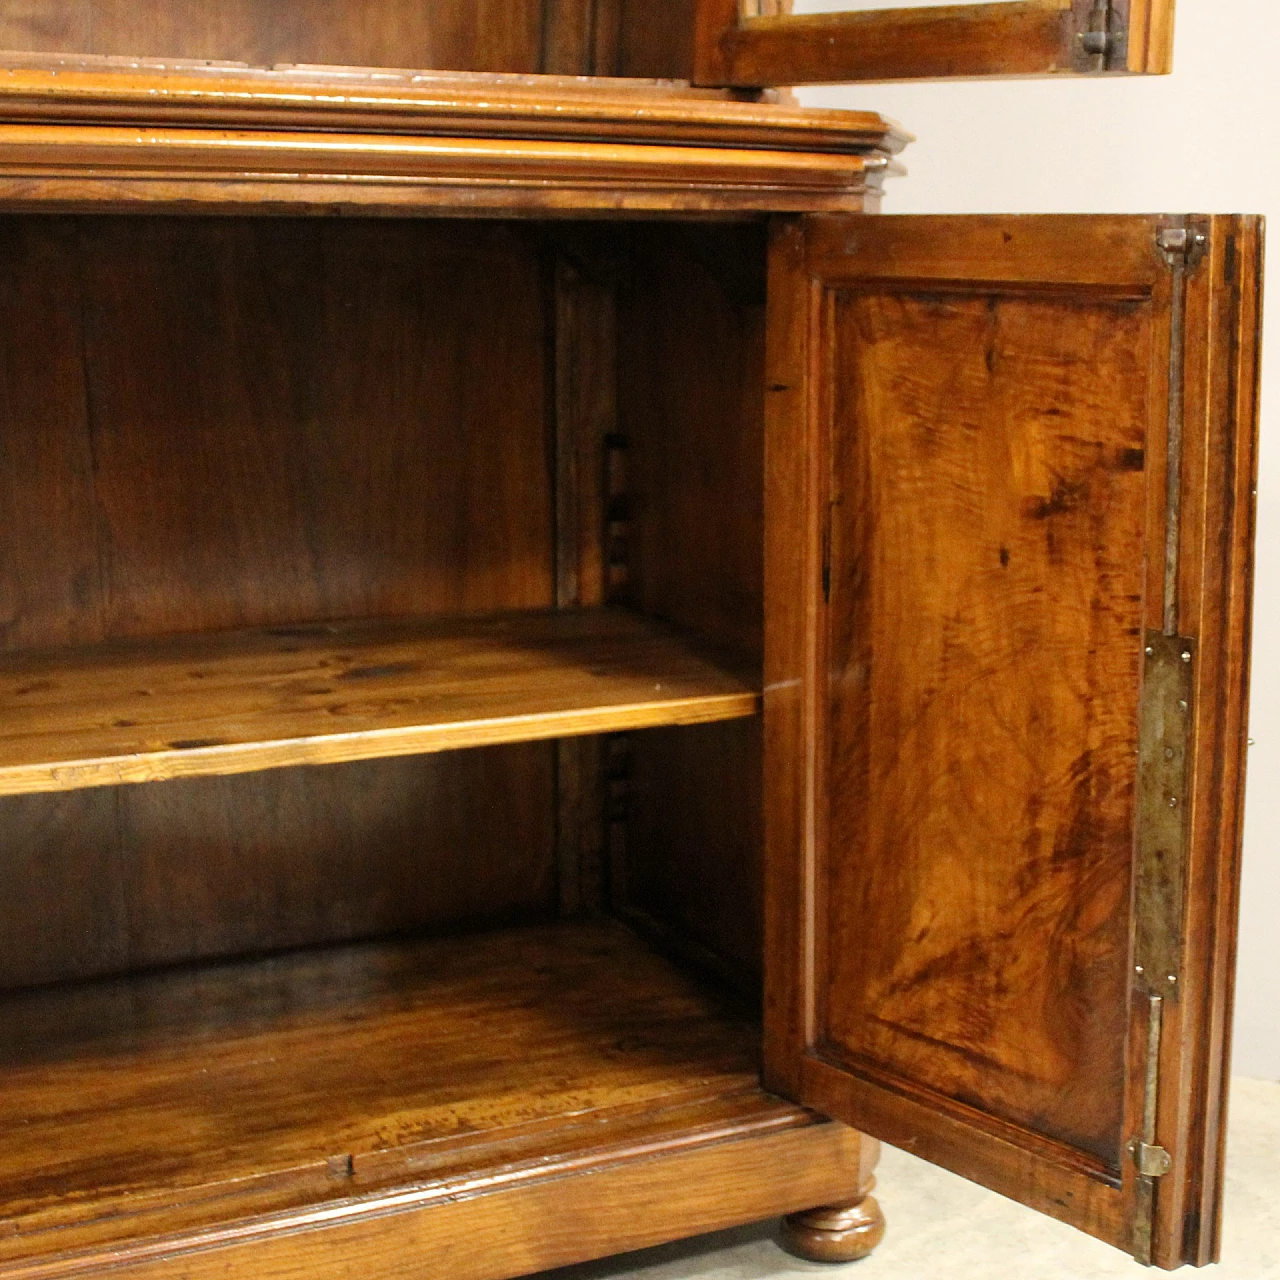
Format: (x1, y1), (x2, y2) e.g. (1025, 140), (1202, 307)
(1168, 796), (1178, 808)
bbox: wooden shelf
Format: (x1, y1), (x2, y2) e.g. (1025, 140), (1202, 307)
(0, 608), (759, 796)
(0, 58), (906, 214)
(0, 921), (800, 1271)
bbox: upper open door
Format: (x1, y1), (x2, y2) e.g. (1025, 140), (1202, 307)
(694, 1), (1175, 85)
(762, 214), (1262, 1267)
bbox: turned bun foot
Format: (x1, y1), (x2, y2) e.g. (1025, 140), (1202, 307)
(781, 1184), (885, 1263)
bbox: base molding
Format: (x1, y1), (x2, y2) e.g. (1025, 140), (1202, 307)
(2, 1116), (875, 1280)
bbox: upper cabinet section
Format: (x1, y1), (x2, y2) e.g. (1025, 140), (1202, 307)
(693, 0), (1177, 86)
(0, 0), (554, 76)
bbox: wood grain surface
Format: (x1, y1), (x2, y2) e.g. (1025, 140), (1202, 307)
(0, 1115), (867, 1280)
(0, 608), (756, 795)
(694, 0), (1177, 85)
(0, 919), (818, 1271)
(763, 213), (1262, 1266)
(0, 56), (904, 215)
(823, 282), (1149, 1167)
(0, 214), (566, 987)
(618, 225), (768, 983)
(0, 0), (547, 74)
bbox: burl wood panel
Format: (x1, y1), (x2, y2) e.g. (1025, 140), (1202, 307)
(766, 214), (1262, 1265)
(618, 226), (767, 981)
(0, 216), (558, 988)
(822, 286), (1152, 1169)
(0, 0), (546, 74)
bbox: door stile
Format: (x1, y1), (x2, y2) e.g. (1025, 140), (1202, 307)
(1145, 215), (1264, 1267)
(762, 215), (822, 1099)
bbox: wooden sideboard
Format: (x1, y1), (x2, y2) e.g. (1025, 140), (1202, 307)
(0, 2), (1260, 1276)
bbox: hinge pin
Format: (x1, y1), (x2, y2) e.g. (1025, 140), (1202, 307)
(1079, 0), (1113, 58)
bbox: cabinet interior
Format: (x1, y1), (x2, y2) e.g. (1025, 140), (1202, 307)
(0, 214), (773, 1260)
(0, 0), (693, 81)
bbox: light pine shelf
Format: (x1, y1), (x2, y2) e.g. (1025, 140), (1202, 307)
(0, 608), (759, 796)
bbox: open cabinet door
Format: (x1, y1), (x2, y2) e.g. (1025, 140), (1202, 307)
(694, 1), (1175, 85)
(762, 214), (1262, 1267)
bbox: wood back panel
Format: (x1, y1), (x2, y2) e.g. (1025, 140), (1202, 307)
(616, 0), (697, 78)
(0, 0), (547, 73)
(0, 751), (558, 991)
(0, 216), (554, 647)
(0, 215), (558, 991)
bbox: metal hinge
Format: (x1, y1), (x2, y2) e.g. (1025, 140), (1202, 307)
(1076, 1), (1127, 67)
(1128, 635), (1194, 1265)
(1157, 225), (1209, 271)
(1129, 1138), (1173, 1179)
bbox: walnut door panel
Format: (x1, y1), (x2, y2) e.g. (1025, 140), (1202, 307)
(763, 214), (1262, 1266)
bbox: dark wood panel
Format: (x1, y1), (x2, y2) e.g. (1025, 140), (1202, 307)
(0, 215), (562, 987)
(0, 0), (546, 73)
(0, 217), (553, 649)
(617, 0), (697, 78)
(70, 217), (552, 642)
(0, 789), (129, 990)
(0, 747), (557, 992)
(823, 285), (1151, 1167)
(621, 224), (767, 657)
(0, 220), (100, 652)
(616, 225), (767, 980)
(626, 719), (763, 985)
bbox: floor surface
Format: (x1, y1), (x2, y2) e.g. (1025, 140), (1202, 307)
(544, 1078), (1280, 1280)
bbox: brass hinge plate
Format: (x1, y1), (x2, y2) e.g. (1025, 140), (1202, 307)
(1129, 635), (1194, 1265)
(1133, 632), (1194, 1000)
(1129, 1139), (1173, 1179)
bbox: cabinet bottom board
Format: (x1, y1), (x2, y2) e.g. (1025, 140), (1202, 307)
(0, 920), (846, 1276)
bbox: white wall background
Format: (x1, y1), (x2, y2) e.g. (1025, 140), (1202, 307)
(796, 0), (1280, 1080)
